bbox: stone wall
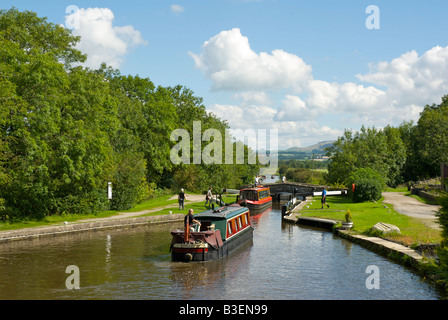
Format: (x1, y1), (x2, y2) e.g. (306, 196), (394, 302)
(411, 188), (440, 203)
(0, 214), (184, 243)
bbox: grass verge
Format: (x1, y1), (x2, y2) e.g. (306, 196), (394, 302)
(299, 195), (442, 246)
(0, 194), (239, 232)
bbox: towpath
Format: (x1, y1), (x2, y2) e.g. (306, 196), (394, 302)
(0, 194), (207, 243)
(382, 192), (441, 230)
(74, 194), (206, 223)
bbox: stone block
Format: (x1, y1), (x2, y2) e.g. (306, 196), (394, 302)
(372, 222), (400, 234)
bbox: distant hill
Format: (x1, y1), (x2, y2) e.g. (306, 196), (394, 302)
(283, 140), (335, 154)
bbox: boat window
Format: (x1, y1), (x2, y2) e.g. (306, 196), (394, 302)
(200, 221), (211, 231)
(238, 216), (242, 229)
(240, 190), (258, 201)
(227, 221), (233, 235)
(258, 190), (270, 199)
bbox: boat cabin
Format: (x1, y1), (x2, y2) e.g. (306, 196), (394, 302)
(239, 187), (271, 202)
(193, 204), (251, 241)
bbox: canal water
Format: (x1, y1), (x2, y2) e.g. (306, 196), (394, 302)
(0, 206), (443, 300)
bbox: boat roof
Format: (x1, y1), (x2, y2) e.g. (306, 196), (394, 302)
(240, 186), (270, 191)
(194, 204), (249, 220)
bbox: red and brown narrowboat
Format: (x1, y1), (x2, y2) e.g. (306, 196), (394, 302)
(238, 186), (272, 215)
(170, 204), (253, 262)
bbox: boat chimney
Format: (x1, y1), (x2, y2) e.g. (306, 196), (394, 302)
(184, 215), (190, 242)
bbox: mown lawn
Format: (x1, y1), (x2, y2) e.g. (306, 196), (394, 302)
(299, 195), (442, 246)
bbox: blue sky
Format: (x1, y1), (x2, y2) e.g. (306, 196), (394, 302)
(3, 1), (448, 150)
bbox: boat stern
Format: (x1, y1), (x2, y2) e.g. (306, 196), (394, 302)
(171, 241), (209, 262)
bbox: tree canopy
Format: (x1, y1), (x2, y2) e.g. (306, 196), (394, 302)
(0, 8), (259, 220)
(326, 95), (448, 189)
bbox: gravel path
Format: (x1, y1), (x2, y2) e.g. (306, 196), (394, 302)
(382, 192), (441, 230)
(74, 194), (206, 223)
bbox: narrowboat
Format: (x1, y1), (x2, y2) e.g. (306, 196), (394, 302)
(170, 204), (253, 262)
(238, 186), (272, 215)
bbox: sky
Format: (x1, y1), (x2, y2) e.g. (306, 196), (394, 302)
(3, 1), (448, 150)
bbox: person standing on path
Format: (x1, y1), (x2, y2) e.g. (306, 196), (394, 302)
(178, 188), (186, 210)
(321, 188), (330, 209)
(205, 187), (213, 208)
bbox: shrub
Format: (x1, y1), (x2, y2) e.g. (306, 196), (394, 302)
(436, 196), (448, 245)
(349, 168), (385, 203)
(435, 195), (448, 291)
(345, 209), (352, 222)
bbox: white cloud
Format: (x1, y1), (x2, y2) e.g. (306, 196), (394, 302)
(195, 29), (448, 148)
(66, 8), (147, 69)
(208, 102), (342, 150)
(170, 5), (185, 13)
(275, 95), (307, 121)
(189, 28), (312, 91)
(357, 45), (448, 107)
(306, 80), (339, 110)
(233, 91), (273, 105)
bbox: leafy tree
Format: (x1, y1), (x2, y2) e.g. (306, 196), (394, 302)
(107, 73), (178, 187)
(0, 8), (112, 217)
(325, 130), (359, 186)
(0, 8), (261, 220)
(0, 8), (86, 67)
(413, 95), (448, 179)
(326, 126), (406, 187)
(397, 121), (419, 182)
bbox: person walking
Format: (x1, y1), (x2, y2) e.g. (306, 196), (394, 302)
(178, 188), (186, 210)
(321, 188), (330, 209)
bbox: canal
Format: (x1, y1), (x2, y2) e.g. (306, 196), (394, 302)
(0, 206), (443, 300)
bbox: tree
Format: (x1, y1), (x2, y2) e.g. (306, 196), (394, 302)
(326, 126), (406, 187)
(107, 73), (178, 187)
(0, 8), (86, 67)
(397, 121), (419, 182)
(0, 9), (113, 217)
(413, 95), (448, 179)
(0, 8), (261, 219)
(325, 130), (359, 186)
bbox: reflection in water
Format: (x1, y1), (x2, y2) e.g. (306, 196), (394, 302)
(0, 209), (443, 300)
(105, 234), (112, 276)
